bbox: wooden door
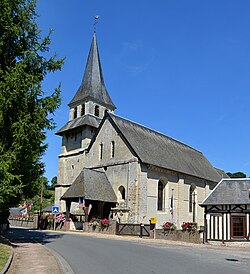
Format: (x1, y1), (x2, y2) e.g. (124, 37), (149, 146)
(231, 216), (246, 239)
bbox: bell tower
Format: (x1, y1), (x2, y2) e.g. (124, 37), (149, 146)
(56, 32), (116, 150)
(55, 30), (116, 210)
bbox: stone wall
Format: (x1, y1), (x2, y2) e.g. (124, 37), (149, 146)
(9, 216), (38, 229)
(86, 119), (141, 223)
(145, 166), (215, 229)
(154, 229), (202, 243)
(82, 220), (117, 235)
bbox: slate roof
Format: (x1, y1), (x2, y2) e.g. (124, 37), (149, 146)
(9, 207), (24, 217)
(41, 205), (52, 212)
(201, 179), (250, 205)
(214, 168), (230, 179)
(61, 168), (117, 203)
(106, 113), (221, 183)
(68, 33), (116, 110)
(56, 114), (102, 135)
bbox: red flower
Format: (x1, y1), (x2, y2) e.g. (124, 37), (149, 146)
(163, 221), (171, 229)
(101, 218), (109, 226)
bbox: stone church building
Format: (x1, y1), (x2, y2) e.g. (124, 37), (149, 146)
(55, 32), (225, 229)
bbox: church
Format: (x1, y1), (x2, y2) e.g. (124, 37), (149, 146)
(54, 31), (226, 229)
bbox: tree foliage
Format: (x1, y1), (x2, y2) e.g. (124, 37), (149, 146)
(0, 0), (63, 213)
(19, 176), (55, 214)
(48, 176), (57, 190)
(226, 172), (247, 178)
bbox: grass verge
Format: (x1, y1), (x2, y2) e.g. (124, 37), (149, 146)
(0, 238), (11, 272)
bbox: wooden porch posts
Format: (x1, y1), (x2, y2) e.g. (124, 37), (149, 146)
(65, 200), (71, 221)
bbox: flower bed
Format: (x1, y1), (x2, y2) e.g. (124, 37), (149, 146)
(181, 222), (197, 232)
(100, 218), (110, 230)
(9, 216), (37, 228)
(155, 229), (201, 243)
(83, 219), (117, 234)
(55, 214), (66, 230)
(163, 221), (176, 231)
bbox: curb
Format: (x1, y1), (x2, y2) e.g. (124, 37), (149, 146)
(0, 236), (14, 274)
(32, 231), (74, 274)
(46, 247), (74, 274)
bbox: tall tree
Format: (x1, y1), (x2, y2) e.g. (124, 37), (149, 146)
(0, 0), (63, 217)
(48, 176), (57, 190)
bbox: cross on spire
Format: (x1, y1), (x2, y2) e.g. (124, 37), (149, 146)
(94, 15), (100, 33)
(68, 27), (116, 111)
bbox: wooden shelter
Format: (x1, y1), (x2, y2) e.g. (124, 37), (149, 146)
(200, 178), (250, 242)
(61, 168), (117, 221)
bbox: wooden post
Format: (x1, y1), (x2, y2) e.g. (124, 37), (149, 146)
(65, 200), (71, 221)
(222, 213), (225, 244)
(204, 210), (207, 243)
(140, 223), (143, 238)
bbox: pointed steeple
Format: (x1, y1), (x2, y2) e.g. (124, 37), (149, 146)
(69, 33), (116, 110)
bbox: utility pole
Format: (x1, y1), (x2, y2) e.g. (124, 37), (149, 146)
(39, 177), (44, 227)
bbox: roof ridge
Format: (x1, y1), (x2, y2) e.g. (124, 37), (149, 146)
(109, 113), (202, 154)
(84, 167), (105, 174)
(221, 178), (250, 181)
(200, 178), (223, 205)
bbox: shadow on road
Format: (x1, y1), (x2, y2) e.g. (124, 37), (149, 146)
(3, 227), (64, 246)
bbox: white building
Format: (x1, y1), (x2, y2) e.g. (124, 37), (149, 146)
(55, 32), (226, 229)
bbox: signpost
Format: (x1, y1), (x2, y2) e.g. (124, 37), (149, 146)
(52, 206), (60, 230)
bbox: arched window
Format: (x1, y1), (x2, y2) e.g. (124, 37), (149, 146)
(73, 107), (77, 119)
(189, 184), (196, 213)
(118, 186), (125, 200)
(95, 105), (100, 117)
(81, 104), (85, 116)
(158, 181), (164, 211)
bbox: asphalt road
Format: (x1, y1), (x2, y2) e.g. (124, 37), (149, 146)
(6, 228), (250, 274)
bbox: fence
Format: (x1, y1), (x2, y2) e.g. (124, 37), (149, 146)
(9, 216), (38, 229)
(117, 223), (150, 237)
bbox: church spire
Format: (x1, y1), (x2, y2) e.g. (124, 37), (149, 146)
(69, 32), (116, 111)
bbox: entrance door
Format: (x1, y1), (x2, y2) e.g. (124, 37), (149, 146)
(231, 216), (246, 239)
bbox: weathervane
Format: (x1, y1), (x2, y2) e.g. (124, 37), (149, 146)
(94, 15), (100, 33)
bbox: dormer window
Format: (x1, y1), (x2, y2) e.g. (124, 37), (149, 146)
(81, 104), (85, 116)
(73, 107), (77, 119)
(95, 105), (100, 117)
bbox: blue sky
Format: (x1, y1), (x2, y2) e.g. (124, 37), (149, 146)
(37, 0), (250, 181)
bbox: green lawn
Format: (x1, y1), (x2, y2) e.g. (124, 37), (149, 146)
(0, 241), (11, 272)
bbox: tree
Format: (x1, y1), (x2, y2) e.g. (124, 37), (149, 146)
(48, 176), (57, 190)
(0, 0), (64, 220)
(226, 172), (247, 178)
